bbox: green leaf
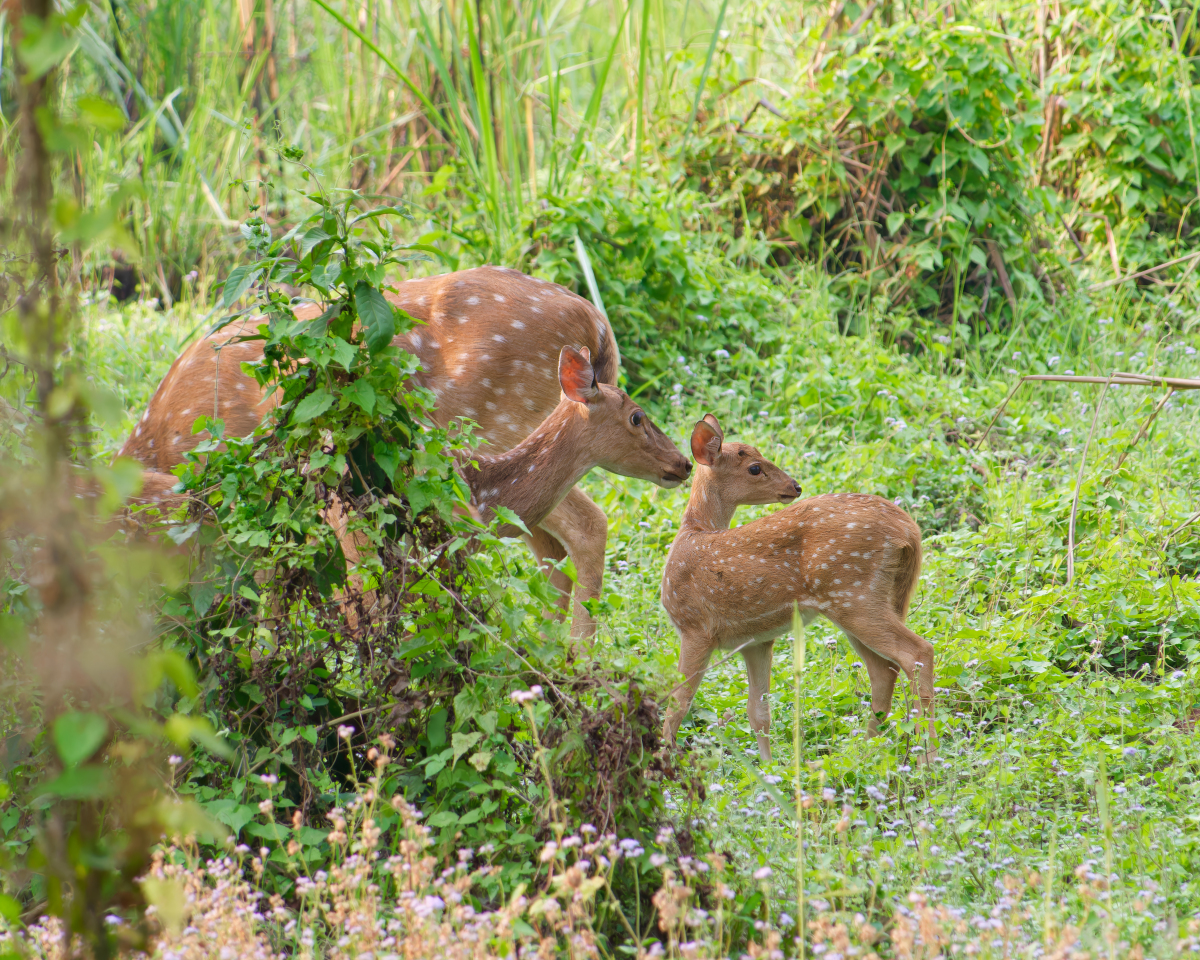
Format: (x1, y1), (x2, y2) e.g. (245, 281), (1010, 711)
(77, 95), (125, 132)
(968, 147), (989, 176)
(355, 282), (395, 354)
(0, 893), (19, 923)
(300, 226), (332, 255)
(221, 265), (261, 307)
(452, 731), (483, 763)
(329, 336), (358, 371)
(885, 132), (907, 156)
(492, 505), (530, 535)
(17, 16), (78, 80)
(53, 711), (108, 768)
(40, 765), (112, 800)
(205, 800), (257, 834)
(426, 810), (459, 828)
(342, 379), (377, 415)
(291, 389), (334, 423)
(189, 580), (217, 617)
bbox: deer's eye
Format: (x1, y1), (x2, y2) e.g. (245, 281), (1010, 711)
(748, 464), (762, 476)
(630, 411), (644, 427)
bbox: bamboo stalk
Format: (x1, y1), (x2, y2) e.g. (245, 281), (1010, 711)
(1067, 371), (1117, 585)
(1088, 249), (1200, 291)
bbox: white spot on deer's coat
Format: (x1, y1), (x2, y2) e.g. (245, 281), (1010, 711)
(512, 320), (525, 329)
(467, 296), (480, 305)
(148, 440), (155, 448)
(411, 334), (423, 350)
(136, 426), (142, 437)
(493, 293), (506, 303)
(494, 335), (506, 343)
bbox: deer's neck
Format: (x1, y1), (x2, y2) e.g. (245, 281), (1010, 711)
(680, 468), (739, 533)
(458, 401), (592, 530)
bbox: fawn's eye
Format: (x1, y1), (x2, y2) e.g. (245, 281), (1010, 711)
(630, 411), (644, 427)
(748, 464), (762, 476)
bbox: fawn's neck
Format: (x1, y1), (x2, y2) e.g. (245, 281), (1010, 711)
(458, 400), (593, 529)
(680, 467), (739, 533)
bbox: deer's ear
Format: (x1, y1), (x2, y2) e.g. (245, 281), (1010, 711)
(701, 413), (724, 443)
(690, 418), (723, 466)
(558, 345), (598, 403)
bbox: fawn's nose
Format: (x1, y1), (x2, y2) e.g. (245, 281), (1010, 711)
(792, 482), (802, 494)
(683, 460), (693, 476)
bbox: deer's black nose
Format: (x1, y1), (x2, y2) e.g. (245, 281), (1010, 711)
(793, 482), (802, 493)
(683, 460), (693, 476)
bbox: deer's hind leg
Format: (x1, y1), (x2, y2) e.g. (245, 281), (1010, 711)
(839, 613), (937, 761)
(742, 641), (776, 762)
(537, 486), (608, 641)
(842, 631), (900, 737)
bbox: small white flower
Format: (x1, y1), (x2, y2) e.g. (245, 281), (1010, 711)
(167, 755), (183, 766)
(260, 774), (279, 785)
(714, 348), (730, 359)
(258, 799), (274, 815)
(753, 866), (773, 880)
(337, 725), (356, 740)
(650, 853), (669, 867)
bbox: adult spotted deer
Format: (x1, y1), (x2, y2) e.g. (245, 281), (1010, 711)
(118, 266), (689, 636)
(661, 415), (936, 763)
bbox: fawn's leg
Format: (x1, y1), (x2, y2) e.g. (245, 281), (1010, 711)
(524, 525), (572, 621)
(843, 631), (900, 737)
(841, 613), (937, 760)
(664, 635), (713, 749)
(538, 486), (608, 641)
(741, 641), (776, 762)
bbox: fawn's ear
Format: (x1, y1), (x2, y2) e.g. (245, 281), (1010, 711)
(558, 345), (598, 403)
(701, 413), (724, 442)
(690, 416), (723, 466)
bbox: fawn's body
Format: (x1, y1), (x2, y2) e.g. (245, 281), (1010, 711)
(117, 266), (682, 637)
(661, 415), (936, 762)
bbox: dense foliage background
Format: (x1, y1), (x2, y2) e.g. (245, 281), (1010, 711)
(3, 0), (1200, 956)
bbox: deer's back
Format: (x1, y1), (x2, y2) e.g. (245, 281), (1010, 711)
(118, 266), (619, 471)
(662, 493), (922, 643)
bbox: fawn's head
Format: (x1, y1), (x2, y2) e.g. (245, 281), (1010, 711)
(556, 346), (691, 487)
(689, 414), (801, 505)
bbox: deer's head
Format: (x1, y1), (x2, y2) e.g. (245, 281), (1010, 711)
(689, 414), (801, 505)
(557, 346), (691, 487)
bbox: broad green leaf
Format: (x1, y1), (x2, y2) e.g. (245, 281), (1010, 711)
(40, 765), (112, 799)
(452, 731), (483, 763)
(492, 505), (530, 535)
(341, 379), (377, 415)
(968, 147), (989, 175)
(885, 132), (907, 156)
(0, 893), (21, 923)
(221, 265), (261, 307)
(53, 711), (108, 768)
(291, 389), (334, 423)
(886, 211), (905, 235)
(78, 95), (125, 132)
(355, 282), (395, 354)
(300, 226), (332, 255)
(329, 336), (357, 371)
(426, 810), (459, 828)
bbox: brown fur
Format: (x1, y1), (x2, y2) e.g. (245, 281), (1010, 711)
(462, 346), (689, 536)
(661, 414), (936, 762)
(115, 269), (671, 638)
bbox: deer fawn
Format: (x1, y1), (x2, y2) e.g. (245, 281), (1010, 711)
(117, 266), (685, 637)
(461, 345), (687, 538)
(661, 415), (936, 763)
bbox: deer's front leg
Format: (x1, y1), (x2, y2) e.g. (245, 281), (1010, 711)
(524, 525), (572, 621)
(663, 634), (713, 750)
(741, 641), (775, 762)
(538, 486), (608, 641)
